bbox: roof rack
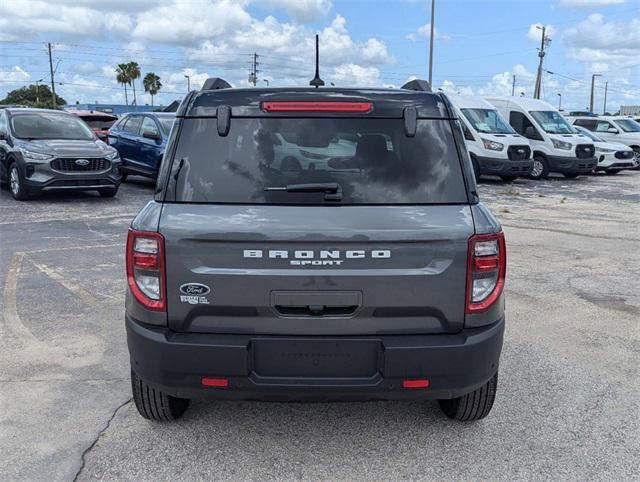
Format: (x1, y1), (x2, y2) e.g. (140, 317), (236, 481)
(201, 77), (232, 91)
(401, 79), (432, 92)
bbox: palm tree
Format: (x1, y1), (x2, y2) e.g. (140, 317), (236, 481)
(127, 62), (141, 106)
(143, 72), (162, 107)
(115, 63), (131, 105)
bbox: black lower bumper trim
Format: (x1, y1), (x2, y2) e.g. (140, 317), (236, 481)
(476, 156), (533, 176)
(126, 315), (505, 401)
(547, 155), (597, 174)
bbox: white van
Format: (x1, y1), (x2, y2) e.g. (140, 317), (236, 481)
(486, 97), (597, 179)
(568, 116), (640, 162)
(447, 94), (533, 182)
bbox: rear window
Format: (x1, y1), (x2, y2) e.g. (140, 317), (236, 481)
(168, 118), (468, 205)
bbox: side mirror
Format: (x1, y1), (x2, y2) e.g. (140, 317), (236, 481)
(524, 126), (541, 140)
(143, 130), (161, 141)
(607, 127), (619, 134)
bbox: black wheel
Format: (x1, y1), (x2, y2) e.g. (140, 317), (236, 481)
(8, 162), (30, 200)
(605, 170), (620, 175)
(529, 156), (549, 180)
(131, 369), (190, 421)
(470, 155), (481, 182)
(438, 372), (498, 421)
(98, 186), (118, 198)
(119, 170), (128, 182)
(500, 175), (518, 182)
(563, 173), (579, 179)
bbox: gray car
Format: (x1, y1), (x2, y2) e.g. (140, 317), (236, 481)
(125, 78), (507, 422)
(0, 108), (121, 200)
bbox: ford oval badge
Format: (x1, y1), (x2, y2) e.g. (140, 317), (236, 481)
(179, 283), (211, 296)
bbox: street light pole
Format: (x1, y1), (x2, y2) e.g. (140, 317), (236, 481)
(603, 81), (609, 114)
(557, 93), (562, 111)
(428, 0), (435, 87)
(184, 74), (191, 92)
(35, 78), (43, 107)
(589, 73), (601, 113)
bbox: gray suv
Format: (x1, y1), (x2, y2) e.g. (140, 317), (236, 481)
(0, 108), (121, 200)
(126, 79), (506, 422)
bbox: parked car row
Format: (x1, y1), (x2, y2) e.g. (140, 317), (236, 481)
(1, 95), (639, 200)
(448, 95), (640, 181)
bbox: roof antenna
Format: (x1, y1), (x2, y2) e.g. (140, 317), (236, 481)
(309, 34), (325, 88)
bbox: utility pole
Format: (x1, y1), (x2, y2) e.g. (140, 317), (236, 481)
(603, 81), (609, 114)
(249, 53), (259, 86)
(184, 74), (191, 92)
(589, 73), (602, 113)
(428, 0), (435, 86)
(557, 93), (562, 110)
(533, 26), (551, 99)
(511, 75), (516, 96)
(47, 42), (57, 109)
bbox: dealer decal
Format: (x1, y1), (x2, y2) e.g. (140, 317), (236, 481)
(179, 283), (211, 305)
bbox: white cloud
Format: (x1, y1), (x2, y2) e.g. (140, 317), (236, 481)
(261, 0), (332, 22)
(563, 14), (640, 72)
(132, 0), (251, 45)
(331, 64), (380, 86)
(406, 23), (451, 43)
(527, 23), (557, 42)
(556, 0), (624, 7)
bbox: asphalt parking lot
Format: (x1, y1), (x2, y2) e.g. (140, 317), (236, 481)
(1, 172), (638, 481)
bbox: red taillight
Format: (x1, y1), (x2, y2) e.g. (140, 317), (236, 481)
(202, 377), (229, 388)
(126, 229), (166, 311)
(262, 101), (373, 113)
(403, 379), (430, 389)
(466, 232), (506, 313)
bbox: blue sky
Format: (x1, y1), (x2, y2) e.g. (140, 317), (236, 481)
(0, 0), (638, 111)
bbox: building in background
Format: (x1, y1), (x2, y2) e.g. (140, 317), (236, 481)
(619, 105), (640, 116)
(64, 103), (167, 116)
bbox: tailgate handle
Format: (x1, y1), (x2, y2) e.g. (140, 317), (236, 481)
(271, 291), (362, 317)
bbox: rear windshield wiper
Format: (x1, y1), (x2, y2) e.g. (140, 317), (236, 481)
(264, 182), (342, 201)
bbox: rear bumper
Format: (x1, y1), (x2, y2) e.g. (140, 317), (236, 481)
(126, 315), (505, 401)
(547, 155), (597, 174)
(476, 156), (533, 176)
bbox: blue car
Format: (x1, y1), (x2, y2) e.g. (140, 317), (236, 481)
(108, 112), (175, 180)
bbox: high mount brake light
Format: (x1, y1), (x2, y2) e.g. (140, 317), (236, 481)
(262, 101), (373, 113)
(126, 229), (166, 311)
(466, 232), (506, 313)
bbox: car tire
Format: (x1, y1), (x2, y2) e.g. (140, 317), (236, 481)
(605, 170), (621, 175)
(500, 175), (518, 182)
(8, 162), (30, 201)
(119, 171), (128, 182)
(131, 369), (190, 422)
(529, 156), (549, 180)
(98, 187), (118, 198)
(438, 372), (498, 421)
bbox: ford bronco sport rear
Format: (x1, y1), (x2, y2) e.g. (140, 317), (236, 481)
(126, 78), (506, 422)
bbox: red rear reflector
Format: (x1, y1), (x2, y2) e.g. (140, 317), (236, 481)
(403, 379), (430, 389)
(133, 253), (158, 269)
(474, 256), (499, 272)
(262, 101), (373, 113)
(201, 377), (229, 388)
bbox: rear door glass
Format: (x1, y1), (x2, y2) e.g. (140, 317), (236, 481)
(167, 118), (467, 205)
(122, 116), (142, 135)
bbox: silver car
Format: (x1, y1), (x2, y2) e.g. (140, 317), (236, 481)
(0, 108), (122, 200)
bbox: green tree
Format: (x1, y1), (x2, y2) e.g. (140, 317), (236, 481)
(143, 72), (162, 107)
(127, 62), (141, 106)
(0, 84), (66, 108)
(115, 63), (131, 105)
